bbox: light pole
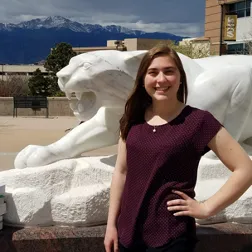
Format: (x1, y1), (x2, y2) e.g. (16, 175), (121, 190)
(217, 0), (227, 56)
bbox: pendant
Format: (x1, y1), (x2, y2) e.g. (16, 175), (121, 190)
(153, 127), (156, 133)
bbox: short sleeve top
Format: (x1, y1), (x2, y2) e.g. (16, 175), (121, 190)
(117, 105), (223, 248)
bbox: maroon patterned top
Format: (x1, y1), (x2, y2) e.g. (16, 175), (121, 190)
(117, 105), (223, 248)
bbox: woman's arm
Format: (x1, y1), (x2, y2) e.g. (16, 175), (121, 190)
(104, 137), (128, 252)
(200, 127), (252, 216)
(167, 127), (252, 219)
(106, 137), (128, 227)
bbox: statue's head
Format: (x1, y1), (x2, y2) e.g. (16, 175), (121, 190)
(56, 50), (147, 121)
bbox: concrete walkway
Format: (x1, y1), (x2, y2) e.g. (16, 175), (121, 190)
(0, 116), (77, 171)
(0, 116), (118, 171)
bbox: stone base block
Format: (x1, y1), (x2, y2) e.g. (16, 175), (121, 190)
(0, 184), (5, 194)
(0, 198), (4, 204)
(0, 203), (6, 215)
(0, 223), (252, 252)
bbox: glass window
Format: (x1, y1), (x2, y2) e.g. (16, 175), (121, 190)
(237, 9), (245, 17)
(237, 2), (245, 10)
(227, 43), (248, 54)
(228, 0), (251, 17)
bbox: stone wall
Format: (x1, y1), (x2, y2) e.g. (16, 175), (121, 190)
(0, 97), (76, 117)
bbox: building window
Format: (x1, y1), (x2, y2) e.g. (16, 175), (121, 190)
(227, 43), (249, 54)
(228, 0), (251, 18)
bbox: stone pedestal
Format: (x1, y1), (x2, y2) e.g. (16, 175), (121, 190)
(196, 223), (252, 252)
(1, 223), (252, 252)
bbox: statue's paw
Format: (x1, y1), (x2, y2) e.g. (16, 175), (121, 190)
(14, 145), (54, 169)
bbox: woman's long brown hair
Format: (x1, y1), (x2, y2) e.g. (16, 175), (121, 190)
(119, 45), (188, 141)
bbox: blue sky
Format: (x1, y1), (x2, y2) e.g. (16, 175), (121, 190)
(0, 0), (206, 37)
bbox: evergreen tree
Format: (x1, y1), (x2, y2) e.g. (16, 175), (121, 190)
(44, 42), (76, 95)
(28, 69), (52, 96)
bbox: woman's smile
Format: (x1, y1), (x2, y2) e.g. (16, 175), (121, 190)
(155, 86), (170, 91)
(144, 55), (181, 101)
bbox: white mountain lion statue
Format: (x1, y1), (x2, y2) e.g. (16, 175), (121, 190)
(0, 50), (252, 227)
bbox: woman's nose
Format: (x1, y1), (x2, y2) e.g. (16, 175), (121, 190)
(156, 72), (166, 83)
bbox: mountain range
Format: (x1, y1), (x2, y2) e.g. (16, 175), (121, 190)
(0, 16), (185, 64)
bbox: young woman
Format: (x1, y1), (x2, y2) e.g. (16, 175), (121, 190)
(104, 45), (252, 252)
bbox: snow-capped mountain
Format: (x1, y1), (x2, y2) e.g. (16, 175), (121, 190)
(0, 16), (185, 64)
(0, 16), (144, 35)
(17, 16), (95, 32)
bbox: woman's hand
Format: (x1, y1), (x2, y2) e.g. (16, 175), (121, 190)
(104, 225), (119, 252)
(167, 190), (211, 219)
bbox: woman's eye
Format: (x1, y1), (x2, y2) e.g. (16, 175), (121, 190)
(164, 70), (173, 74)
(148, 72), (157, 75)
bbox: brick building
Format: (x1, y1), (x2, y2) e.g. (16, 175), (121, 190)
(205, 0), (252, 55)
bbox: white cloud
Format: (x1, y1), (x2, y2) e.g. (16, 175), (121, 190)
(0, 0), (205, 37)
(19, 15), (48, 22)
(90, 20), (204, 37)
(72, 13), (139, 24)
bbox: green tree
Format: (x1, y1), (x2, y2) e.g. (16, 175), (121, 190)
(28, 69), (52, 96)
(44, 42), (76, 95)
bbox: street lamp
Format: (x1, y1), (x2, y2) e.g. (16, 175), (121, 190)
(217, 0), (227, 56)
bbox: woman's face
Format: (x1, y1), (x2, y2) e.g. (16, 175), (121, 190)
(144, 55), (181, 102)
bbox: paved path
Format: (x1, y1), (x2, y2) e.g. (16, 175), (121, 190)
(0, 116), (77, 171)
(0, 116), (118, 171)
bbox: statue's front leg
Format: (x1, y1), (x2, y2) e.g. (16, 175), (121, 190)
(14, 106), (122, 169)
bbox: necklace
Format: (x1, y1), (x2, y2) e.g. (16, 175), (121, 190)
(150, 104), (186, 133)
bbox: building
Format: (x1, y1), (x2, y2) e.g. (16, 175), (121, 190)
(73, 38), (173, 54)
(107, 38), (175, 51)
(72, 46), (117, 54)
(0, 64), (47, 81)
(205, 0), (252, 55)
